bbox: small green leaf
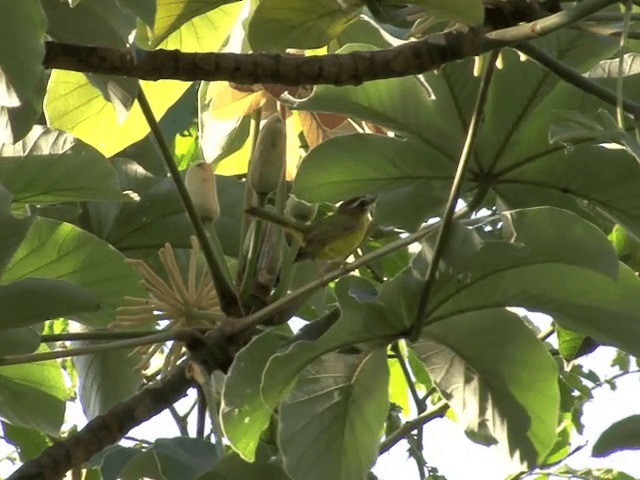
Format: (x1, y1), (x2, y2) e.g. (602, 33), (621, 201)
(73, 336), (143, 420)
(0, 353), (68, 436)
(0, 327), (40, 356)
(1, 422), (51, 461)
(0, 278), (100, 328)
(279, 349), (389, 480)
(0, 185), (33, 272)
(197, 445), (289, 480)
(221, 330), (288, 462)
(0, 0), (45, 143)
(593, 415), (640, 457)
(120, 437), (220, 480)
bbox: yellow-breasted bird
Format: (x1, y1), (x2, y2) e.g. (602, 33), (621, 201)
(245, 195), (376, 262)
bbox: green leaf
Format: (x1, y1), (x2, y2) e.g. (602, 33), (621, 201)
(0, 0), (45, 143)
(387, 355), (410, 415)
(89, 445), (140, 480)
(150, 0), (243, 53)
(286, 44), (463, 157)
(407, 0), (483, 24)
(143, 0), (239, 48)
(593, 415), (640, 457)
(1, 218), (145, 326)
(293, 134), (453, 230)
(260, 276), (407, 413)
(221, 330), (288, 462)
(0, 278), (100, 328)
(118, 0), (157, 27)
(248, 0), (361, 51)
(0, 185), (34, 272)
(93, 163), (244, 258)
(0, 126), (128, 206)
(44, 72), (190, 158)
(196, 445), (289, 480)
(279, 349), (389, 480)
(0, 327), (40, 356)
(0, 354), (68, 436)
(420, 208), (640, 355)
(73, 336), (143, 420)
(1, 422), (52, 461)
(120, 437), (220, 480)
(41, 0), (135, 47)
(414, 309), (559, 468)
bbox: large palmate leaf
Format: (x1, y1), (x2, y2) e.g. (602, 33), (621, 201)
(414, 309), (559, 468)
(143, 0), (239, 48)
(0, 218), (144, 326)
(279, 349), (389, 480)
(291, 33), (624, 232)
(44, 3), (239, 158)
(248, 0), (361, 51)
(0, 126), (127, 206)
(259, 276), (408, 417)
(0, 354), (68, 436)
(87, 160), (244, 260)
(293, 134), (456, 230)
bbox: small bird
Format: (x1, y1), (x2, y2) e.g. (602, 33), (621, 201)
(246, 195), (376, 262)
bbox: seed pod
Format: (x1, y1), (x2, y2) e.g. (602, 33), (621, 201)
(285, 195), (317, 224)
(185, 161), (220, 223)
(249, 113), (286, 197)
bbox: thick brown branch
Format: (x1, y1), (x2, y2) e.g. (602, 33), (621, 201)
(41, 0), (617, 86)
(43, 27), (484, 86)
(8, 329), (236, 480)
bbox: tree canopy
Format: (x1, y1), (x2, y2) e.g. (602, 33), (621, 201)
(3, 1), (640, 479)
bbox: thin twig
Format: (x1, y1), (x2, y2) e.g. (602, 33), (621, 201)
(379, 401), (449, 455)
(391, 342), (427, 478)
(168, 405), (190, 437)
(409, 51), (499, 341)
(0, 330), (198, 366)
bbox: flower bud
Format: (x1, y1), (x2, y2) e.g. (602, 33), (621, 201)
(249, 113), (286, 197)
(185, 161), (220, 223)
(285, 195), (317, 224)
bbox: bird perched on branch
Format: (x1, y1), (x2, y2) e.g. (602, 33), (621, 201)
(245, 195), (376, 262)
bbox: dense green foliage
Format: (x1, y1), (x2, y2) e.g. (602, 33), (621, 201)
(3, 1), (640, 479)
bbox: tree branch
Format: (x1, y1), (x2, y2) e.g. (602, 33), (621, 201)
(42, 0), (615, 86)
(7, 327), (236, 480)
